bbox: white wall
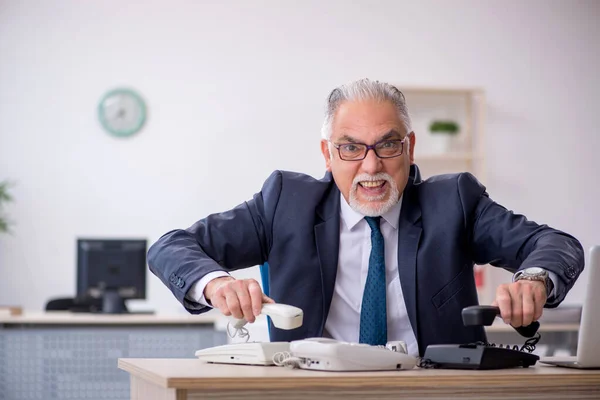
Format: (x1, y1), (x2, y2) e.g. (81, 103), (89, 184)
(1, 0), (598, 312)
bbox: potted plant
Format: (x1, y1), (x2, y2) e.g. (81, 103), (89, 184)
(428, 120), (460, 154)
(0, 181), (13, 233)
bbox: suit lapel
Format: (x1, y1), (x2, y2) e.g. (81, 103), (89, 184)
(397, 168), (423, 346)
(315, 175), (340, 336)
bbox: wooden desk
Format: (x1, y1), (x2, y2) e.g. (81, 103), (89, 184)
(118, 358), (600, 400)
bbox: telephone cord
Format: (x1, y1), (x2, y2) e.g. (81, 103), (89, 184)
(476, 332), (540, 353)
(272, 351), (301, 368)
(226, 322), (250, 342)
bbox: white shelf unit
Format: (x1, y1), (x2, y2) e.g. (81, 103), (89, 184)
(399, 87), (486, 181)
(399, 86), (492, 304)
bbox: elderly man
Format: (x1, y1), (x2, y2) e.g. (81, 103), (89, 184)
(148, 79), (583, 356)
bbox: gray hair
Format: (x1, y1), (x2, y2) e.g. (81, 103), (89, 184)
(320, 78), (412, 140)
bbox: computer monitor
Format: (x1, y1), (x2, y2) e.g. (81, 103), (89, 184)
(76, 238), (147, 314)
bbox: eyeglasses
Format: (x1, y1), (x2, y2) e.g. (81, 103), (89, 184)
(330, 137), (408, 161)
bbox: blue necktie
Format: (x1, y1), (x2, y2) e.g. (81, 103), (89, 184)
(359, 216), (387, 346)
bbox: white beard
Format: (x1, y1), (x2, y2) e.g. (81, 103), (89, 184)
(348, 172), (400, 217)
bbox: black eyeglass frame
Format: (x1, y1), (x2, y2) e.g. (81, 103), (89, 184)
(329, 136), (409, 161)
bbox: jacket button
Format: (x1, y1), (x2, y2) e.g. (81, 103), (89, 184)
(567, 266), (577, 278)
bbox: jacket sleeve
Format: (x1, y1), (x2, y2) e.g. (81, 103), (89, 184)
(458, 173), (584, 307)
(147, 171), (283, 313)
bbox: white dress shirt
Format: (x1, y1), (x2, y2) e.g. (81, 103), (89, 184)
(324, 194), (419, 356)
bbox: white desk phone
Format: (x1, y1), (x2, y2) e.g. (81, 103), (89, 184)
(194, 303), (418, 371)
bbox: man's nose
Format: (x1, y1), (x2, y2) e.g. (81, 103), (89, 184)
(360, 148), (383, 174)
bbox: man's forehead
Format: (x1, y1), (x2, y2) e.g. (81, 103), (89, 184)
(333, 129), (404, 143)
(331, 122), (407, 142)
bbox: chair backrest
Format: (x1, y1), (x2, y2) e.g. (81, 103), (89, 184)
(45, 296), (103, 312)
(259, 262), (271, 339)
(45, 297), (76, 311)
(259, 262), (270, 296)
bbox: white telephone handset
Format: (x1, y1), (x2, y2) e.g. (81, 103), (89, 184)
(195, 303), (303, 366)
(231, 303), (303, 330)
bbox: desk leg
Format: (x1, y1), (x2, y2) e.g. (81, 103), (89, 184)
(130, 376), (186, 400)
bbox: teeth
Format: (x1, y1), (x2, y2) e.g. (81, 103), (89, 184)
(360, 180), (385, 188)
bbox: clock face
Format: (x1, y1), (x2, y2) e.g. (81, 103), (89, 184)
(98, 88), (146, 137)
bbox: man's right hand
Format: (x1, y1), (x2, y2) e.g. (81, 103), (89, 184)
(204, 277), (274, 323)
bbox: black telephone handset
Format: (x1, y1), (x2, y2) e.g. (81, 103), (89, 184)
(461, 305), (541, 338)
(421, 305), (541, 370)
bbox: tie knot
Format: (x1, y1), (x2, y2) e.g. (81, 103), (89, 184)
(364, 216), (381, 232)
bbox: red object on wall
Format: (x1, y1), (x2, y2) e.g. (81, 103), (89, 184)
(474, 266), (484, 288)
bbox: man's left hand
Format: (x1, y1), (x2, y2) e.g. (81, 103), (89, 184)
(492, 280), (547, 327)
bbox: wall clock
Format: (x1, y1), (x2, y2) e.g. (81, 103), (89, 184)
(98, 88), (146, 137)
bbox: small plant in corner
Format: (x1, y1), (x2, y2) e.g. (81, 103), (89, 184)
(0, 181), (13, 233)
(429, 120), (460, 135)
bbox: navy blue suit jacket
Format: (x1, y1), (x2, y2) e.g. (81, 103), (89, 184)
(148, 165), (584, 355)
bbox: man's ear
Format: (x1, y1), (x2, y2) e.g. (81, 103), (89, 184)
(321, 139), (332, 171)
(408, 132), (416, 164)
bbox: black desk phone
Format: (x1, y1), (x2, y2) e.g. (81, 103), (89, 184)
(421, 305), (541, 370)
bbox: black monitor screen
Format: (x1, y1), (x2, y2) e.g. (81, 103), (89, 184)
(77, 239), (147, 305)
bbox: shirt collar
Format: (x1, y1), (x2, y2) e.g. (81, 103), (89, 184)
(339, 193), (403, 231)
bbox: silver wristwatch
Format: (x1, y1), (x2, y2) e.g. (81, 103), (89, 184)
(513, 267), (553, 296)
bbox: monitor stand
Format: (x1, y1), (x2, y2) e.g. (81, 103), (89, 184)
(101, 289), (128, 314)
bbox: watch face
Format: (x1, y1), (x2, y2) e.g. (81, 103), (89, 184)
(98, 88), (146, 137)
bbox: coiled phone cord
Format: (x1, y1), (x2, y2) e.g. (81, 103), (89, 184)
(476, 332), (540, 353)
(226, 322), (250, 342)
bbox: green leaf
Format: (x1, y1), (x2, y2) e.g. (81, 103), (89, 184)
(0, 181), (12, 203)
(0, 218), (8, 233)
(429, 120), (460, 134)
(0, 181), (13, 233)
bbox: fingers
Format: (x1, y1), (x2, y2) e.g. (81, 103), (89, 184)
(206, 277), (235, 316)
(262, 294), (276, 304)
(510, 284), (524, 328)
(234, 280), (256, 322)
(211, 278), (266, 323)
(520, 283), (534, 327)
(494, 281), (547, 327)
(225, 289), (243, 319)
(495, 284), (512, 325)
(248, 280), (264, 316)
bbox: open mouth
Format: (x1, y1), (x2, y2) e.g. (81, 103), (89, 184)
(358, 180), (387, 196)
